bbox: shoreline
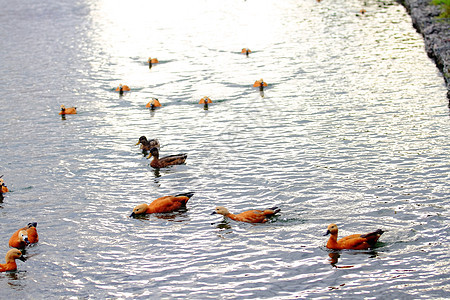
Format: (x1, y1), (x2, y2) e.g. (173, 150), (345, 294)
(398, 0), (450, 98)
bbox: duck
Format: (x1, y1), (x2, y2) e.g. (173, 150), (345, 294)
(0, 176), (9, 193)
(148, 57), (159, 68)
(324, 224), (384, 250)
(0, 248), (25, 272)
(115, 84), (130, 95)
(253, 78), (268, 91)
(9, 222), (39, 249)
(145, 98), (162, 110)
(135, 136), (160, 152)
(59, 105), (77, 115)
(146, 147), (187, 168)
(130, 192), (194, 217)
(241, 48), (251, 56)
(199, 96), (212, 110)
(211, 206), (280, 223)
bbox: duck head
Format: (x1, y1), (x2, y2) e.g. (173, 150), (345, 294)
(130, 203), (149, 217)
(324, 224), (338, 236)
(211, 206), (230, 216)
(146, 147), (159, 159)
(6, 248), (25, 262)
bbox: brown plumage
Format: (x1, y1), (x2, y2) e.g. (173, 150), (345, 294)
(135, 136), (160, 152)
(146, 147), (187, 168)
(212, 206), (280, 223)
(0, 248), (25, 272)
(324, 224), (384, 250)
(130, 193), (194, 217)
(9, 222), (39, 249)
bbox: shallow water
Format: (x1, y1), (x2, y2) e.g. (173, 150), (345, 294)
(0, 0), (449, 298)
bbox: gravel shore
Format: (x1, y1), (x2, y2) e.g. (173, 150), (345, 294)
(399, 0), (450, 98)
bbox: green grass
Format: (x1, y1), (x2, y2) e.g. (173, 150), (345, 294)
(431, 0), (450, 19)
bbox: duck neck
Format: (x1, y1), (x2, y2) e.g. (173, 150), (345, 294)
(327, 233), (338, 248)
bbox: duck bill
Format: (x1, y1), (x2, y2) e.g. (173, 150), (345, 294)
(324, 230), (331, 236)
(129, 212), (135, 218)
(211, 211), (217, 215)
(146, 153), (153, 159)
(18, 255), (26, 262)
(135, 141), (140, 146)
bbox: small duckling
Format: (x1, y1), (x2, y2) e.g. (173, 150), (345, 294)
(130, 192), (194, 217)
(211, 206), (280, 223)
(147, 147), (187, 168)
(199, 96), (212, 110)
(135, 136), (160, 152)
(145, 98), (162, 110)
(0, 248), (25, 272)
(324, 224), (384, 250)
(59, 105), (77, 115)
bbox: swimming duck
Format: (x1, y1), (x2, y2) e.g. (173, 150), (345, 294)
(253, 79), (268, 91)
(0, 176), (9, 193)
(9, 222), (39, 249)
(211, 206), (280, 223)
(115, 84), (130, 95)
(59, 105), (77, 115)
(324, 224), (384, 250)
(130, 192), (194, 217)
(145, 98), (162, 110)
(0, 248), (25, 272)
(241, 48), (251, 56)
(135, 136), (160, 152)
(146, 147), (187, 168)
(148, 57), (159, 68)
(199, 96), (212, 110)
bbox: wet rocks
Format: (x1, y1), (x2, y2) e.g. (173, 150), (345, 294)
(399, 0), (450, 98)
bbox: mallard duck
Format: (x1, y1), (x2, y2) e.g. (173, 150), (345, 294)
(324, 224), (384, 250)
(130, 192), (194, 217)
(135, 136), (160, 152)
(0, 249), (25, 272)
(148, 57), (159, 68)
(147, 147), (187, 168)
(253, 79), (268, 91)
(9, 222), (39, 249)
(145, 98), (162, 110)
(211, 206), (280, 223)
(199, 96), (212, 110)
(241, 48), (251, 56)
(59, 105), (77, 115)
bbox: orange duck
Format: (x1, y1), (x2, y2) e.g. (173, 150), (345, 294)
(241, 48), (251, 56)
(115, 84), (130, 95)
(0, 176), (9, 193)
(59, 105), (77, 115)
(212, 206), (280, 223)
(324, 224), (384, 250)
(9, 222), (39, 249)
(0, 248), (25, 272)
(130, 192), (194, 217)
(253, 78), (268, 91)
(146, 147), (187, 168)
(148, 57), (159, 68)
(199, 96), (212, 110)
(135, 136), (160, 152)
(146, 98), (162, 110)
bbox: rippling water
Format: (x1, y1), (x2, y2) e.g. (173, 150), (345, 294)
(1, 0), (449, 298)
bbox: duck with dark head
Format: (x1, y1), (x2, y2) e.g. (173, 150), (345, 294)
(147, 147), (187, 168)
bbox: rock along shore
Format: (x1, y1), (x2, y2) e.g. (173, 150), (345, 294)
(398, 0), (450, 98)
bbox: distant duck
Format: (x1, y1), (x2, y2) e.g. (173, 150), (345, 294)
(9, 223), (39, 249)
(148, 57), (159, 68)
(211, 206), (280, 223)
(59, 105), (77, 115)
(135, 136), (160, 152)
(0, 176), (9, 193)
(147, 147), (187, 168)
(130, 192), (194, 217)
(360, 9), (366, 14)
(253, 78), (268, 91)
(0, 248), (25, 272)
(324, 224), (384, 250)
(199, 96), (212, 110)
(241, 48), (251, 56)
(146, 98), (162, 110)
(115, 84), (130, 95)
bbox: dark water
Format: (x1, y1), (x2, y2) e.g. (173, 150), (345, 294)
(1, 0), (449, 298)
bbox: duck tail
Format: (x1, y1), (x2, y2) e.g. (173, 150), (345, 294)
(267, 206), (281, 216)
(175, 192), (194, 199)
(27, 222), (38, 228)
(361, 229), (384, 246)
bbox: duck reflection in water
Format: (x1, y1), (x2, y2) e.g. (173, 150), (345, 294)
(327, 250), (379, 269)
